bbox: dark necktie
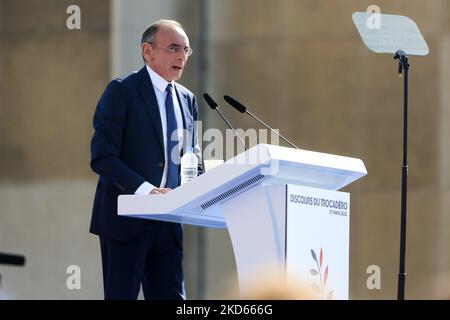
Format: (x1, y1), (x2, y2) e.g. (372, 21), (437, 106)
(165, 84), (180, 189)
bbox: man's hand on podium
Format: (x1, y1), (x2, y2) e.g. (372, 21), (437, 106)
(150, 188), (172, 195)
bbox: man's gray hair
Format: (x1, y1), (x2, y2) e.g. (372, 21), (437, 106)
(141, 19), (184, 44)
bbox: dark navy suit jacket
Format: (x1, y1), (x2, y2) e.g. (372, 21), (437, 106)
(90, 66), (203, 243)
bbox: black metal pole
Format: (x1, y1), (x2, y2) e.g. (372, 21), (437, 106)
(0, 253), (26, 266)
(394, 50), (409, 300)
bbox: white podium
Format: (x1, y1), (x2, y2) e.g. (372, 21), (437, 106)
(118, 144), (367, 299)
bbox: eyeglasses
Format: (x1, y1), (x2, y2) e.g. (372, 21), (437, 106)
(148, 42), (193, 57)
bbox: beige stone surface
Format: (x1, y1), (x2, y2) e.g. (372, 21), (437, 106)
(0, 0), (109, 181)
(0, 181), (102, 299)
(0, 0), (109, 299)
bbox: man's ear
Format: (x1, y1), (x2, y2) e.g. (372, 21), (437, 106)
(142, 42), (153, 62)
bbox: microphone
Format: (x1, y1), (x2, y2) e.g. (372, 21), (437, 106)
(203, 93), (247, 151)
(224, 95), (300, 149)
(0, 253), (26, 266)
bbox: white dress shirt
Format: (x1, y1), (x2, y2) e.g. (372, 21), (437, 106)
(135, 65), (184, 195)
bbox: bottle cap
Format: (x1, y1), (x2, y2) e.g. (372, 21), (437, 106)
(185, 146), (193, 153)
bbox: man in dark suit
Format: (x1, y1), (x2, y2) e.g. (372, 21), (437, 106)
(89, 19), (203, 300)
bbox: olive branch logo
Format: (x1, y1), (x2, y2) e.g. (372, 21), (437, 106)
(310, 247), (333, 300)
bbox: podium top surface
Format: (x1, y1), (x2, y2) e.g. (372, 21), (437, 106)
(118, 144), (367, 227)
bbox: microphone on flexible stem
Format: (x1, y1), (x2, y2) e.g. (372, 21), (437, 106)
(223, 95), (300, 149)
(203, 93), (247, 151)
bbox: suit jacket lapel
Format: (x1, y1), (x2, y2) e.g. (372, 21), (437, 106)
(137, 67), (164, 154)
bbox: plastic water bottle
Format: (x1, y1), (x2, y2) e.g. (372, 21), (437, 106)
(180, 146), (198, 185)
